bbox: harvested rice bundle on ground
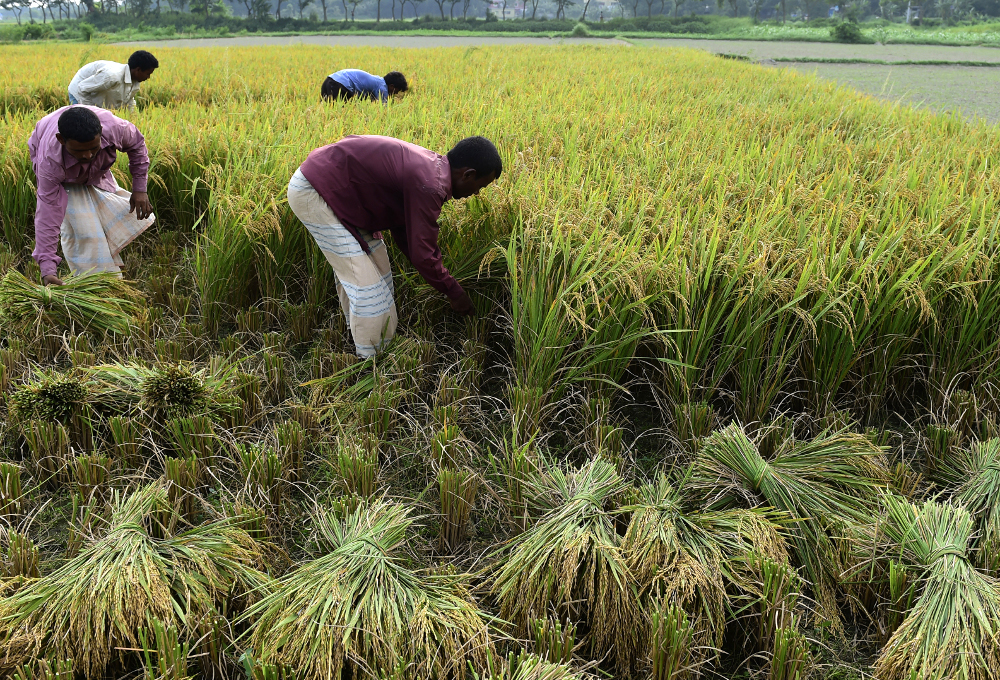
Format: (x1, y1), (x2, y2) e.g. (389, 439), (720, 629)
(7, 371), (90, 425)
(621, 474), (788, 664)
(936, 438), (1000, 573)
(691, 424), (889, 629)
(489, 457), (640, 673)
(473, 650), (586, 680)
(0, 483), (269, 678)
(0, 270), (144, 336)
(243, 499), (492, 680)
(874, 495), (1000, 680)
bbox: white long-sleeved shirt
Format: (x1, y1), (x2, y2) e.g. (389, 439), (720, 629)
(68, 60), (140, 111)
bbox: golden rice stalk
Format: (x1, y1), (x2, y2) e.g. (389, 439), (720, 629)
(438, 467), (479, 552)
(0, 270), (144, 336)
(243, 500), (492, 680)
(0, 463), (23, 521)
(489, 457), (640, 674)
(0, 483), (270, 678)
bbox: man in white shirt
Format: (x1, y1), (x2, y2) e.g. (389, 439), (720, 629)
(68, 50), (159, 112)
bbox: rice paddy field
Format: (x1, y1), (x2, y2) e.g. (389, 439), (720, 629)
(2, 42), (1000, 680)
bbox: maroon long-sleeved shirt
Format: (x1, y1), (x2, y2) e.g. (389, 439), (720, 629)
(299, 135), (463, 300)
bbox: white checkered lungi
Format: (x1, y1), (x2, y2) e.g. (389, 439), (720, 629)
(287, 168), (398, 358)
(61, 184), (155, 276)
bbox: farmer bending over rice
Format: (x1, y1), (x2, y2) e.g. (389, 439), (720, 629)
(321, 69), (408, 102)
(29, 105), (155, 286)
(68, 50), (159, 111)
(288, 134), (501, 358)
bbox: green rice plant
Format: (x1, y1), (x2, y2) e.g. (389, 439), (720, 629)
(882, 560), (916, 644)
(925, 424), (957, 473)
(357, 383), (403, 438)
(769, 618), (812, 680)
(21, 420), (71, 489)
(945, 389), (979, 441)
(438, 467), (479, 552)
(692, 424), (888, 629)
(165, 416), (217, 473)
(231, 372), (263, 428)
(501, 437), (537, 533)
(650, 600), (693, 680)
(622, 475), (787, 660)
(223, 501), (269, 541)
(285, 302), (317, 347)
(0, 463), (23, 520)
(430, 423), (467, 468)
(532, 617), (576, 665)
(238, 445), (283, 512)
(71, 453), (111, 508)
(243, 500), (492, 680)
(165, 455), (200, 522)
(750, 554), (801, 649)
(874, 495), (1000, 680)
(0, 270), (145, 336)
(4, 531), (40, 579)
(154, 339), (187, 364)
(108, 416), (142, 468)
(262, 332), (285, 354)
(289, 402), (320, 440)
(218, 335), (242, 357)
(334, 436), (378, 498)
(12, 657), (74, 680)
(274, 420), (306, 483)
(236, 308), (266, 336)
(385, 337), (437, 395)
(240, 654), (296, 680)
(65, 494), (100, 559)
(673, 402), (716, 453)
(936, 438), (1000, 573)
(309, 347), (357, 381)
(262, 352), (288, 404)
(140, 619), (190, 680)
(489, 457), (639, 673)
(168, 292), (193, 320)
(0, 483), (269, 677)
(502, 222), (661, 441)
(582, 396), (624, 461)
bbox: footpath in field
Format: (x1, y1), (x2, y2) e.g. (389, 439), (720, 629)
(114, 34), (631, 48)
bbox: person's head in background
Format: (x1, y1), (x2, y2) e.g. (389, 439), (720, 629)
(384, 71), (408, 97)
(128, 50), (159, 83)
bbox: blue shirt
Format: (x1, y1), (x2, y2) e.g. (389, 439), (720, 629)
(329, 69), (388, 102)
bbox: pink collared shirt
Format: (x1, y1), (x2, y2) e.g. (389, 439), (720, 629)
(27, 105), (149, 278)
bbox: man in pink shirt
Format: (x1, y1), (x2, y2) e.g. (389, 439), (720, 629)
(287, 135), (501, 358)
(28, 105), (155, 286)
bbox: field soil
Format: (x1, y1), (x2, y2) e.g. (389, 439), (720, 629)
(785, 62), (1000, 123)
(634, 37), (1000, 62)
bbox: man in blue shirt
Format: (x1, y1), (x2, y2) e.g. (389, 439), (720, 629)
(322, 70), (408, 102)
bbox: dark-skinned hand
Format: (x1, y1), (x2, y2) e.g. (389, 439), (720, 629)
(130, 191), (154, 220)
(449, 291), (475, 316)
(42, 274), (64, 286)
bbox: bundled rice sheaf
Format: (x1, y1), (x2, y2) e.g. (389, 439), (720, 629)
(874, 495), (1000, 680)
(0, 270), (144, 336)
(79, 362), (239, 419)
(621, 474), (788, 660)
(243, 499), (492, 680)
(0, 483), (270, 678)
(142, 364), (211, 419)
(8, 372), (89, 424)
(936, 438), (1000, 573)
(489, 457), (640, 673)
(473, 650), (586, 680)
(691, 424), (890, 629)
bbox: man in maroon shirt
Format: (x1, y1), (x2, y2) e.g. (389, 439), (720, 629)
(287, 135), (501, 358)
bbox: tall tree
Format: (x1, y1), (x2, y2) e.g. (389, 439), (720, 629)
(345, 0), (362, 19)
(432, 0), (445, 16)
(0, 0), (28, 23)
(672, 0), (684, 15)
(579, 0), (591, 18)
(296, 0), (312, 17)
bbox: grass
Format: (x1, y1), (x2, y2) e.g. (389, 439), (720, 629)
(1, 41), (1000, 680)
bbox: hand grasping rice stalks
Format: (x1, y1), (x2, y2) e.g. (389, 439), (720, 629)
(0, 483), (270, 678)
(488, 457), (640, 673)
(242, 500), (492, 680)
(0, 270), (144, 337)
(873, 495), (1000, 680)
(691, 424), (889, 631)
